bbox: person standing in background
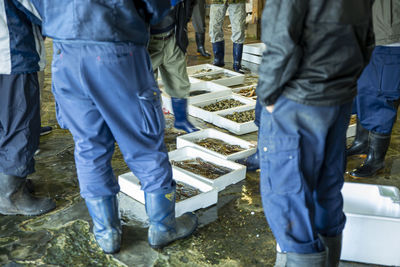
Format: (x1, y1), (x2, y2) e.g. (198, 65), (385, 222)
(347, 0), (400, 179)
(256, 0), (374, 266)
(192, 0), (211, 58)
(209, 0), (246, 73)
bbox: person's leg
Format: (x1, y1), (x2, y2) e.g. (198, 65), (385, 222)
(259, 96), (344, 265)
(158, 33), (199, 133)
(314, 102), (352, 267)
(209, 3), (227, 66)
(51, 42), (121, 254)
(77, 43), (197, 248)
(192, 0), (211, 57)
(228, 3), (246, 72)
(0, 73), (55, 216)
(350, 46), (400, 177)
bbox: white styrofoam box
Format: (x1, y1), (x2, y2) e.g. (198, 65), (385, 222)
(191, 69), (245, 87)
(243, 43), (266, 56)
(176, 128), (257, 160)
(118, 171), (218, 217)
(188, 82), (232, 104)
(169, 147), (246, 191)
(346, 123), (356, 138)
(213, 105), (258, 135)
(243, 53), (262, 65)
(186, 64), (224, 76)
(341, 182), (400, 266)
(188, 93), (256, 123)
(231, 85), (257, 99)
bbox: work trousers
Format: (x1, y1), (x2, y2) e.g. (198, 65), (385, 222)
(209, 3), (246, 44)
(259, 96), (350, 253)
(148, 31), (191, 99)
(51, 42), (173, 199)
(0, 73), (40, 177)
(355, 46), (400, 134)
(192, 0), (206, 34)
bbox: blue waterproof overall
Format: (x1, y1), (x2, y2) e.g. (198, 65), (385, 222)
(354, 46), (400, 134)
(51, 42), (173, 198)
(259, 96), (351, 253)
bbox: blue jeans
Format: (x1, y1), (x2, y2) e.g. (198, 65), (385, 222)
(51, 42), (173, 198)
(259, 95), (351, 253)
(356, 46), (400, 134)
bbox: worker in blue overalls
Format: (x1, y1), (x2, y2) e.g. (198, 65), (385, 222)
(0, 0), (56, 216)
(256, 0), (374, 266)
(32, 0), (197, 254)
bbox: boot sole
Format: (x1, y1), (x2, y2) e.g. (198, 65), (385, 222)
(0, 204), (56, 216)
(349, 168), (384, 179)
(149, 221), (198, 250)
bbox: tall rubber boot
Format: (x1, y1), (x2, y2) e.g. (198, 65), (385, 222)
(212, 41), (225, 67)
(319, 234), (342, 267)
(145, 187), (198, 249)
(349, 131), (391, 178)
(286, 251), (326, 267)
(0, 173), (56, 216)
(274, 252), (287, 267)
(233, 43), (244, 73)
(346, 118), (369, 156)
(85, 196), (121, 254)
(195, 33), (211, 58)
(171, 97), (199, 133)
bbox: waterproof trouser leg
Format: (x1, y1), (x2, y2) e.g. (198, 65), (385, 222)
(145, 185), (198, 249)
(171, 98), (199, 133)
(51, 42), (173, 198)
(349, 132), (391, 178)
(212, 41), (225, 67)
(195, 33), (211, 58)
(0, 173), (56, 216)
(286, 251), (326, 267)
(85, 196), (121, 254)
(319, 234), (342, 267)
(259, 96), (349, 254)
(346, 118), (369, 156)
(232, 43), (244, 73)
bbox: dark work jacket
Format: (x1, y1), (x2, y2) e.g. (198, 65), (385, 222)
(175, 0), (196, 53)
(257, 0), (375, 107)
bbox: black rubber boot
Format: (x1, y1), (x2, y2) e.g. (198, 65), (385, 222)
(212, 41), (225, 67)
(349, 132), (391, 178)
(171, 97), (199, 133)
(319, 234), (342, 267)
(145, 186), (198, 249)
(85, 196), (121, 254)
(0, 173), (56, 216)
(286, 251), (326, 267)
(233, 43), (244, 73)
(346, 119), (369, 156)
(195, 33), (211, 58)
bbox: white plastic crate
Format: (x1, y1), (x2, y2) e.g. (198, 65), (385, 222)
(243, 53), (262, 65)
(231, 85), (257, 99)
(176, 128), (257, 160)
(169, 147), (246, 191)
(188, 93), (256, 123)
(118, 171), (218, 217)
(346, 123), (356, 138)
(191, 69), (245, 87)
(186, 64), (224, 76)
(243, 43), (266, 56)
(160, 82), (231, 114)
(213, 105), (258, 135)
(341, 182), (400, 266)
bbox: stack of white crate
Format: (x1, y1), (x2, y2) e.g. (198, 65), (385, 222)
(242, 43), (266, 65)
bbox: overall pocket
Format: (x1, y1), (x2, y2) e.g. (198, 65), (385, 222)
(137, 87), (165, 136)
(260, 135), (303, 195)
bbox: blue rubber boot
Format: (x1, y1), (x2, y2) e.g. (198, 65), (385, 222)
(171, 97), (199, 133)
(236, 149), (260, 171)
(145, 187), (198, 249)
(212, 41), (225, 67)
(233, 43), (244, 73)
(286, 251), (326, 267)
(85, 196), (121, 254)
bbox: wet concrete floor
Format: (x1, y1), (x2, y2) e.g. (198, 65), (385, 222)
(1, 21), (397, 267)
